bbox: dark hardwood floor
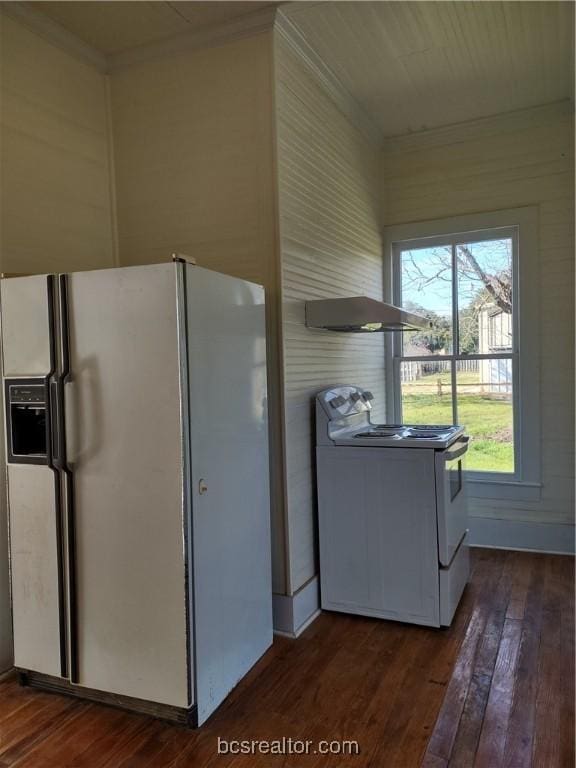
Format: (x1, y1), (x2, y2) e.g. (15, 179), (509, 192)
(0, 549), (573, 767)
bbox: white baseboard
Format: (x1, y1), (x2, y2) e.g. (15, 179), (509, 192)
(469, 517), (575, 555)
(273, 576), (320, 638)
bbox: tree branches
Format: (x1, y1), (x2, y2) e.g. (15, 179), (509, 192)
(457, 245), (512, 314)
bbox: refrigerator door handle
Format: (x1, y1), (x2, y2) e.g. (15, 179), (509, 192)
(58, 274), (79, 684)
(46, 275), (57, 470)
(46, 275), (68, 679)
(62, 432), (77, 684)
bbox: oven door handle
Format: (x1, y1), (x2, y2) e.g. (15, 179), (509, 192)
(444, 436), (470, 461)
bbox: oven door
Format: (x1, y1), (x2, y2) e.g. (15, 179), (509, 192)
(435, 437), (469, 567)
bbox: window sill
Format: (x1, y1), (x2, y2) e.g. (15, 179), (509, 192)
(466, 478), (542, 502)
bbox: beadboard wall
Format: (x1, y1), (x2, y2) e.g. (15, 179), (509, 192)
(109, 32), (288, 592)
(382, 102), (575, 544)
(274, 31), (385, 594)
(0, 11), (117, 672)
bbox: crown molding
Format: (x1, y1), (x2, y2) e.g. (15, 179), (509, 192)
(109, 5), (279, 72)
(274, 9), (382, 148)
(1, 1), (108, 72)
(1, 2), (281, 75)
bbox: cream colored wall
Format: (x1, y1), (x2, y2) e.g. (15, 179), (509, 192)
(382, 101), (575, 532)
(109, 33), (288, 592)
(0, 12), (117, 672)
(275, 32), (385, 594)
(0, 14), (117, 275)
(110, 34), (276, 278)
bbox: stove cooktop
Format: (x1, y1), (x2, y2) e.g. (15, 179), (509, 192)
(356, 424), (457, 438)
(316, 386), (466, 450)
(345, 423), (465, 449)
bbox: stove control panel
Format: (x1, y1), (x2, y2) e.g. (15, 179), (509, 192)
(317, 385), (373, 419)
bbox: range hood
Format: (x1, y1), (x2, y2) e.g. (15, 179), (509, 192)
(305, 296), (432, 332)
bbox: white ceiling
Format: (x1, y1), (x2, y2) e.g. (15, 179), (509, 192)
(28, 1), (278, 54)
(283, 1), (575, 138)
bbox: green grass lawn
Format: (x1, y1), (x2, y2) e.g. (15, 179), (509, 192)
(402, 373), (514, 472)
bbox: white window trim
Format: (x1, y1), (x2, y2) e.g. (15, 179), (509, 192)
(384, 206), (541, 502)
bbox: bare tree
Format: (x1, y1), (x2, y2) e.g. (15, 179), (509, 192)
(402, 240), (512, 315)
(458, 245), (512, 314)
(401, 240), (513, 354)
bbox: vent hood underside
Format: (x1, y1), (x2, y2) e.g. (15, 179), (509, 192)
(305, 297), (432, 333)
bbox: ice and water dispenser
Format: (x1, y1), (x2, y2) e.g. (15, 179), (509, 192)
(5, 380), (49, 464)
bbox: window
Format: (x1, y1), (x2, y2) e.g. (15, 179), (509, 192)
(385, 208), (540, 500)
(393, 230), (516, 474)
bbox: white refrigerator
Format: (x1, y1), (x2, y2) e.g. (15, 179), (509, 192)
(1, 260), (272, 725)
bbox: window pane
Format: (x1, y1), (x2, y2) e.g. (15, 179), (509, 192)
(400, 360), (453, 425)
(399, 246), (453, 356)
(457, 239), (513, 355)
(456, 359), (514, 473)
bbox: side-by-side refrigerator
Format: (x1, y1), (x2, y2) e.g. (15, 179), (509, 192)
(0, 260), (272, 726)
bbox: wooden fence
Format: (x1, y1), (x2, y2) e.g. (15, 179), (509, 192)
(400, 358), (479, 382)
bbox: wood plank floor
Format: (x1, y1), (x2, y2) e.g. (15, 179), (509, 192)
(0, 549), (573, 768)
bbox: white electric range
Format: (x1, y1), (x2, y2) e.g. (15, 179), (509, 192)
(316, 385), (470, 628)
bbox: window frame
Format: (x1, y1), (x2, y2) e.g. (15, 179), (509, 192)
(384, 207), (541, 502)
